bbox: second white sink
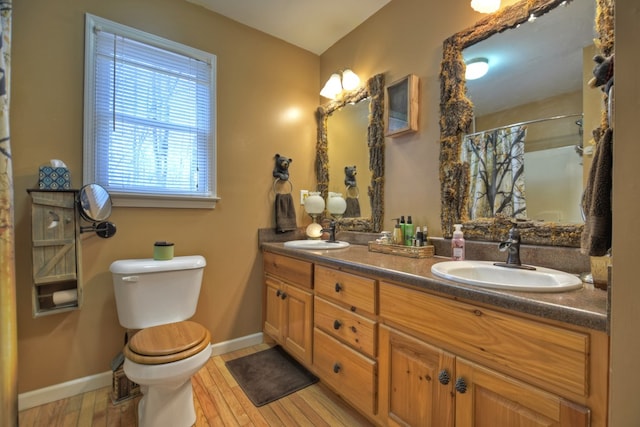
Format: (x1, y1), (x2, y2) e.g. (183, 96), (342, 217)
(284, 240), (350, 250)
(431, 260), (583, 292)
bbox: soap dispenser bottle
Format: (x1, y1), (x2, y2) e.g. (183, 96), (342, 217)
(404, 216), (415, 246)
(452, 224), (465, 261)
(392, 218), (404, 245)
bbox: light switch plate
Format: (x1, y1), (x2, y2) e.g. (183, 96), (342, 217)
(300, 190), (309, 205)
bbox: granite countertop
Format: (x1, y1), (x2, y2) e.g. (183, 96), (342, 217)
(261, 241), (609, 333)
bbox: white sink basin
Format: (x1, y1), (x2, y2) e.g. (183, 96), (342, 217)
(284, 240), (350, 250)
(430, 261), (583, 292)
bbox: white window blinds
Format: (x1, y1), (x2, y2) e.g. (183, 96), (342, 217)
(84, 14), (217, 208)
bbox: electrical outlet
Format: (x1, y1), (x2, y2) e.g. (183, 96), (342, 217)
(300, 190), (309, 205)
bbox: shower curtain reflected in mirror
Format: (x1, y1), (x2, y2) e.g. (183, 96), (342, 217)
(462, 125), (528, 219)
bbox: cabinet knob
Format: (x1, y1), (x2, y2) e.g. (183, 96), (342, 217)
(455, 377), (467, 394)
(333, 363), (341, 373)
(276, 289), (281, 297)
(333, 320), (342, 330)
(335, 283), (342, 292)
(438, 369), (450, 385)
(280, 292), (287, 300)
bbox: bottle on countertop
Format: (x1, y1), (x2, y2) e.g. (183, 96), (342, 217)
(414, 226), (424, 247)
(404, 216), (415, 246)
(392, 218), (404, 245)
(452, 224), (465, 261)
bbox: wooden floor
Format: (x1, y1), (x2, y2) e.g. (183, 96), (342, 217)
(18, 343), (374, 426)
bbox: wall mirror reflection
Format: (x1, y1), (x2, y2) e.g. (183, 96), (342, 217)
(439, 0), (614, 246)
(327, 100), (372, 219)
(316, 74), (385, 232)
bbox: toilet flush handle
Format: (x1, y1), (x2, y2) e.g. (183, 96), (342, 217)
(121, 276), (139, 282)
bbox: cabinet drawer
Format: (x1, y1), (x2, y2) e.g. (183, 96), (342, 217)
(313, 328), (377, 415)
(314, 296), (377, 358)
(379, 282), (589, 397)
(263, 252), (313, 289)
(315, 265), (376, 314)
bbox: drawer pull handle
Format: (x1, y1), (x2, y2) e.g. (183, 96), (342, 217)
(438, 369), (450, 385)
(335, 283), (343, 292)
(333, 320), (342, 330)
(455, 377), (467, 394)
(333, 363), (341, 373)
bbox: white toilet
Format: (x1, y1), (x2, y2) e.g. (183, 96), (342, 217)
(110, 255), (211, 427)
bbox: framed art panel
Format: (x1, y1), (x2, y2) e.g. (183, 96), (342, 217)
(385, 74), (419, 137)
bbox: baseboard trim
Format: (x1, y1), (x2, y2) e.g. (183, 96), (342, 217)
(18, 332), (264, 411)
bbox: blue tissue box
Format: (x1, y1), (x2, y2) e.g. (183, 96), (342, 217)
(38, 166), (71, 190)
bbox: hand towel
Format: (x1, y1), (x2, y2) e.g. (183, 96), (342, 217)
(344, 197), (361, 218)
(581, 128), (613, 256)
(275, 193), (297, 233)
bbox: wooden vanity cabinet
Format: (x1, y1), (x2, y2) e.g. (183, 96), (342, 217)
(262, 249), (608, 426)
(378, 281), (607, 427)
(312, 265), (378, 416)
(263, 252), (314, 364)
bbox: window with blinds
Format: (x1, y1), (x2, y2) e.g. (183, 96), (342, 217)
(83, 14), (218, 208)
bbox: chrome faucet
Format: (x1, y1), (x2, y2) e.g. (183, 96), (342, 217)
(495, 226), (536, 270)
(322, 220), (337, 243)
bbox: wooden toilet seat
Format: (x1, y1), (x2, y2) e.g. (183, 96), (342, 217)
(123, 320), (211, 365)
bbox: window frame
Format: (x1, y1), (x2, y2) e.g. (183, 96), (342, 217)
(83, 14), (218, 209)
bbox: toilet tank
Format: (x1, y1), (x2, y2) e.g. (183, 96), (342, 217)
(110, 255), (206, 329)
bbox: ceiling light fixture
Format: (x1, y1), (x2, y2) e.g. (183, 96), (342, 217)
(465, 58), (490, 80)
(320, 69), (361, 99)
(470, 0), (501, 14)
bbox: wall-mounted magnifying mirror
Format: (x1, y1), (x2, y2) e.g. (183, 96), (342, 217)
(78, 183), (117, 238)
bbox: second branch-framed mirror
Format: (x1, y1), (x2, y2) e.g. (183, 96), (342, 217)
(439, 0), (614, 246)
(316, 73), (385, 233)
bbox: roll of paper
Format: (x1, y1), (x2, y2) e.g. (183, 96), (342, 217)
(52, 289), (78, 306)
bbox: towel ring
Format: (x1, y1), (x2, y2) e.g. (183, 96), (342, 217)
(346, 185), (359, 199)
(273, 178), (293, 194)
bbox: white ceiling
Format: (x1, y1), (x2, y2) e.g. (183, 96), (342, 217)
(185, 0), (392, 55)
(185, 0), (597, 119)
(464, 0), (597, 116)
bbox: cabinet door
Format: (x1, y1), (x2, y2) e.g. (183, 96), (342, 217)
(283, 283), (313, 365)
(264, 276), (285, 343)
(455, 358), (590, 427)
(378, 325), (455, 427)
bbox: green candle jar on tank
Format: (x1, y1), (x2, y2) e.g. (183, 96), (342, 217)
(153, 241), (174, 260)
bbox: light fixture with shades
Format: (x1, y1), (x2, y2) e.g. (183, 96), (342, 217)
(320, 69), (361, 99)
(303, 192), (325, 238)
(470, 0), (501, 14)
(465, 58), (490, 80)
(326, 192), (347, 219)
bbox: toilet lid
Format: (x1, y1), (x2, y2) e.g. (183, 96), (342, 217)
(124, 321), (210, 365)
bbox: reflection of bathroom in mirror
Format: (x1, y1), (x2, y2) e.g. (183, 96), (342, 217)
(327, 100), (372, 219)
(439, 0), (614, 245)
(316, 73), (385, 233)
(462, 0), (597, 224)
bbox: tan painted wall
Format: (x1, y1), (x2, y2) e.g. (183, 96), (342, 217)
(13, 0), (640, 423)
(13, 0), (319, 393)
(610, 0), (640, 423)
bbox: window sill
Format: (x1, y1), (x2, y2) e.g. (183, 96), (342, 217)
(110, 193), (220, 209)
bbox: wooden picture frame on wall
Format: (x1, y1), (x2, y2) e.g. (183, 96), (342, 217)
(385, 74), (419, 137)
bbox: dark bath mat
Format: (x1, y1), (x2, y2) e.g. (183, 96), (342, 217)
(225, 345), (318, 407)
